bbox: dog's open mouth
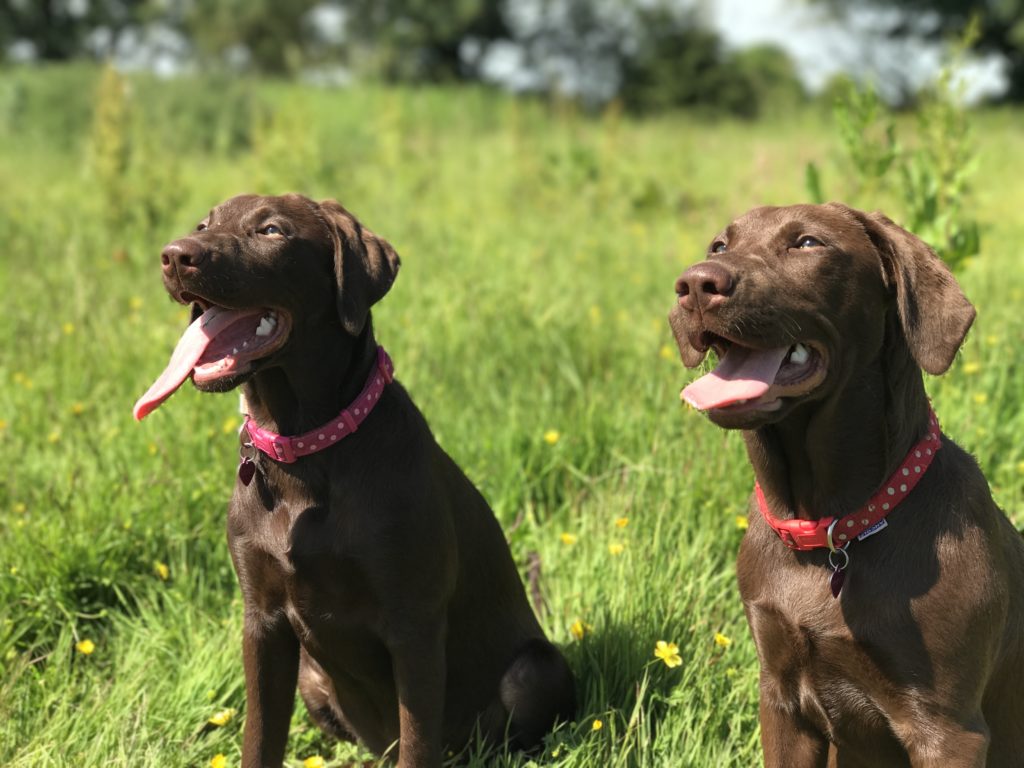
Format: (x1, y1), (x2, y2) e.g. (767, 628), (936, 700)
(681, 335), (827, 414)
(133, 301), (291, 420)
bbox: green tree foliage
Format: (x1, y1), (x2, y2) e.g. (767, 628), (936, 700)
(183, 0), (322, 75)
(341, 0), (508, 81)
(0, 0), (149, 59)
(816, 0), (1024, 100)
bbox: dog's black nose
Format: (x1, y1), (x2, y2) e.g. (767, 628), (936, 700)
(161, 238), (208, 273)
(675, 261), (735, 312)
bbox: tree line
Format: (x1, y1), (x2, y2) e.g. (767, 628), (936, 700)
(0, 0), (1018, 114)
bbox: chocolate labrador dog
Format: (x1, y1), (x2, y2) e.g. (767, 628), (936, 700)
(669, 203), (1024, 766)
(134, 194), (574, 767)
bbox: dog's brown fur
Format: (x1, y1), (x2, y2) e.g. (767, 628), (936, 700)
(158, 194), (574, 767)
(669, 203), (1024, 767)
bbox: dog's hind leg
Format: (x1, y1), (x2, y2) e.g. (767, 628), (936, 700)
(494, 638), (575, 750)
(298, 648), (357, 743)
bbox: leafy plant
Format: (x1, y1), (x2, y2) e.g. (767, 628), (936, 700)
(805, 20), (982, 271)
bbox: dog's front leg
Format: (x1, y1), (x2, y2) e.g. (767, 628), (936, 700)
(388, 619), (446, 768)
(759, 689), (829, 768)
(240, 611), (300, 768)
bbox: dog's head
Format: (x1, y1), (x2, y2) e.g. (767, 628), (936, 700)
(668, 202), (975, 430)
(134, 193), (400, 419)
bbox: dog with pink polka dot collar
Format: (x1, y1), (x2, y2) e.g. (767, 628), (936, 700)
(239, 345), (393, 478)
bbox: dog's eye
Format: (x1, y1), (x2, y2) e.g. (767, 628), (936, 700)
(196, 222), (208, 232)
(796, 236), (823, 249)
(259, 224), (284, 236)
(711, 241), (727, 254)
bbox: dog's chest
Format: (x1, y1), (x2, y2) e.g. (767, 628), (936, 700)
(228, 483), (381, 630)
(744, 565), (916, 751)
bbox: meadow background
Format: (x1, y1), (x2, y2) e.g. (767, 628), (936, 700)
(1, 58), (1024, 767)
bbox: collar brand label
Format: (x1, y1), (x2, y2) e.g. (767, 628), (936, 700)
(856, 518), (888, 542)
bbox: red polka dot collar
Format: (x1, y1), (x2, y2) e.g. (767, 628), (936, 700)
(753, 407), (942, 596)
(237, 346), (393, 482)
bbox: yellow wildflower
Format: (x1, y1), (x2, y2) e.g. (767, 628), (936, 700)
(735, 515), (749, 530)
(303, 757), (326, 768)
(973, 393), (988, 405)
(659, 344), (674, 360)
(47, 429), (61, 444)
(210, 755), (227, 768)
(654, 640), (682, 668)
(544, 429), (561, 445)
(962, 361), (981, 375)
(62, 322), (75, 335)
(148, 443), (158, 456)
(208, 708), (236, 727)
(1017, 461), (1024, 475)
(222, 416), (239, 435)
(154, 561), (169, 581)
(588, 305), (602, 324)
(614, 517), (629, 528)
(129, 296), (144, 311)
(570, 619), (592, 641)
(714, 632), (732, 649)
(13, 502), (26, 514)
(70, 402), (86, 416)
(608, 542), (625, 556)
(75, 639), (96, 655)
(559, 532), (577, 546)
(985, 334), (998, 346)
(592, 718), (603, 731)
(0, 419), (7, 431)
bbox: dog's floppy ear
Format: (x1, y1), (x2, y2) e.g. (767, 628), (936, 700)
(668, 304), (707, 368)
(318, 199), (401, 336)
(848, 206), (975, 375)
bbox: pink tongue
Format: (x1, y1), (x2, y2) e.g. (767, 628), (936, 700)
(681, 345), (790, 411)
(133, 306), (250, 421)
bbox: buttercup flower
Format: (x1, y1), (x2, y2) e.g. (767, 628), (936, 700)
(154, 561), (169, 581)
(560, 532), (577, 546)
(544, 429), (561, 445)
(735, 515), (749, 530)
(303, 757), (326, 768)
(962, 361), (981, 375)
(608, 543), (624, 556)
(570, 619), (593, 641)
(592, 718), (603, 731)
(208, 708), (236, 727)
(660, 344), (674, 360)
(75, 639), (95, 655)
(714, 632), (732, 649)
(973, 393), (988, 405)
(654, 640), (682, 668)
(614, 517), (629, 528)
(210, 755), (227, 768)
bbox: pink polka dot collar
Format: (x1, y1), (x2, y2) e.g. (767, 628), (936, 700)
(754, 406), (942, 554)
(241, 346), (393, 472)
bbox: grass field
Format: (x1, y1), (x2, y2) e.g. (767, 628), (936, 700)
(1, 65), (1023, 767)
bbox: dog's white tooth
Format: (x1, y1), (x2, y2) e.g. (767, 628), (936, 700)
(255, 318), (272, 336)
(790, 343), (809, 365)
(232, 347), (239, 355)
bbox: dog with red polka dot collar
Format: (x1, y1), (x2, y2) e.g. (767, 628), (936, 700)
(669, 203), (1024, 767)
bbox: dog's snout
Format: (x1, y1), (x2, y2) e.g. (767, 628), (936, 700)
(676, 261), (735, 312)
(161, 239), (208, 273)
